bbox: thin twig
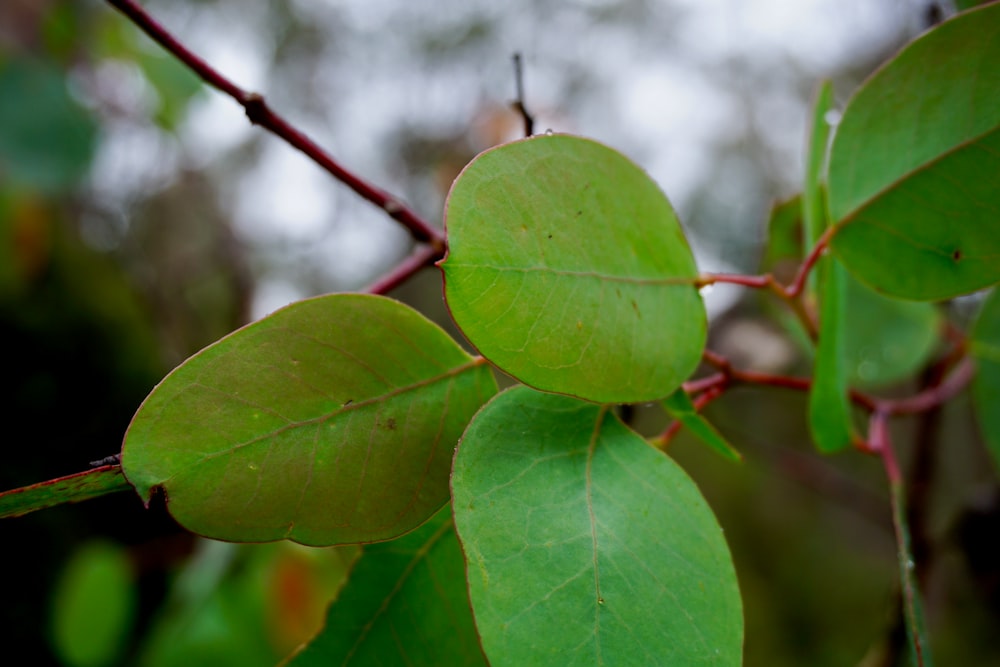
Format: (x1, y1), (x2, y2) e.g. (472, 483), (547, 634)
(511, 53), (534, 137)
(870, 411), (933, 666)
(363, 244), (443, 295)
(105, 0), (445, 251)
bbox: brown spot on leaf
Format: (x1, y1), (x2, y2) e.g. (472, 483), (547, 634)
(953, 249), (963, 261)
(386, 417), (397, 430)
(631, 300), (640, 317)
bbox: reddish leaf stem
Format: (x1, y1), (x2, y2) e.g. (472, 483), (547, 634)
(870, 410), (932, 666)
(105, 0), (445, 251)
(685, 349), (974, 426)
(363, 244), (444, 295)
(697, 225), (838, 339)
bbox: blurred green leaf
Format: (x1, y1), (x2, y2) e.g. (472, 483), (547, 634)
(760, 194), (803, 278)
(972, 289), (1000, 471)
(136, 51), (204, 130)
(452, 387), (743, 666)
(828, 5), (1000, 300)
(51, 541), (136, 667)
(287, 508), (485, 666)
(662, 388), (742, 462)
(122, 294), (497, 546)
(0, 58), (97, 193)
(842, 273), (940, 387)
(442, 134), (706, 404)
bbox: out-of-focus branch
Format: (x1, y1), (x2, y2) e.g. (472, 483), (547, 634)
(105, 0), (445, 251)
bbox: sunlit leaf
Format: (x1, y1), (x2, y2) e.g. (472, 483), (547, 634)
(51, 541), (136, 667)
(972, 289), (1000, 471)
(452, 387), (743, 666)
(286, 508), (485, 666)
(122, 294), (497, 546)
(828, 4), (1000, 300)
(441, 134), (706, 404)
(662, 388), (742, 462)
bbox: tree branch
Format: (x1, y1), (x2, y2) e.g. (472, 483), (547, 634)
(106, 0), (445, 251)
(363, 244), (443, 295)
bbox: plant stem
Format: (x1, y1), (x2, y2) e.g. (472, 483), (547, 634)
(105, 0), (445, 251)
(869, 411), (934, 667)
(364, 244), (443, 295)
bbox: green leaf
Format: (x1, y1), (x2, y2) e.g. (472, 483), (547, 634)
(809, 256), (854, 452)
(843, 273), (941, 387)
(0, 58), (98, 193)
(828, 5), (1000, 300)
(441, 134), (706, 404)
(972, 289), (1000, 471)
(122, 294), (497, 546)
(662, 388), (742, 462)
(803, 81), (834, 250)
(452, 387), (743, 666)
(760, 194), (803, 277)
(51, 541), (136, 667)
(286, 508), (486, 666)
(0, 466), (132, 520)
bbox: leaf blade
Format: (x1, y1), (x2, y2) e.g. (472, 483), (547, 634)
(123, 294), (497, 546)
(442, 134), (706, 404)
(828, 5), (1000, 299)
(452, 387), (743, 666)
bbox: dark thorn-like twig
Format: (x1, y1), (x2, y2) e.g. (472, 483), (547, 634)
(511, 53), (534, 137)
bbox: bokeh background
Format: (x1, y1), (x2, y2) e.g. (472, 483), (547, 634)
(2, 0), (998, 665)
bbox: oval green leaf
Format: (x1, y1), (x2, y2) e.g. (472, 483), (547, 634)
(972, 289), (1000, 471)
(828, 4), (1000, 300)
(441, 134), (706, 404)
(287, 508), (486, 666)
(122, 294), (497, 546)
(452, 386), (743, 666)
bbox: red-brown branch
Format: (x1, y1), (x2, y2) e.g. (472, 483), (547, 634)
(106, 0), (445, 251)
(364, 244), (443, 295)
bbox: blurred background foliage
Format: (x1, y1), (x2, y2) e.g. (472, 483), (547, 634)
(1, 0), (998, 665)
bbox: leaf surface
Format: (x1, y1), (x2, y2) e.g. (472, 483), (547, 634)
(452, 387), (743, 666)
(662, 389), (742, 462)
(972, 289), (1000, 471)
(809, 256), (853, 452)
(286, 508), (485, 666)
(123, 294), (497, 546)
(442, 134), (706, 404)
(828, 4), (1000, 299)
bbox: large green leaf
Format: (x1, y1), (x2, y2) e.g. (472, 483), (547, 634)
(286, 508), (485, 666)
(122, 294), (497, 546)
(452, 387), (743, 666)
(972, 289), (1000, 471)
(828, 4), (1000, 300)
(441, 134), (706, 404)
